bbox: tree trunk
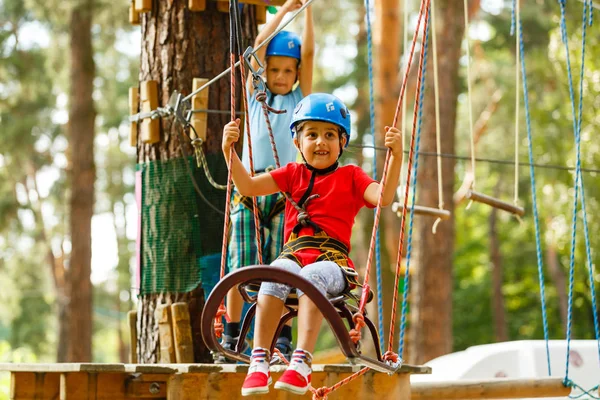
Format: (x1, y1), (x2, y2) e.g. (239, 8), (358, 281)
(67, 0), (96, 362)
(489, 191), (508, 342)
(408, 0), (464, 364)
(373, 0), (403, 355)
(136, 1), (257, 363)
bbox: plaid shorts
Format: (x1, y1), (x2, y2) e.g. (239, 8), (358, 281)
(227, 190), (286, 271)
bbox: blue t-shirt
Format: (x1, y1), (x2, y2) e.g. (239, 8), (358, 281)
(241, 85), (303, 172)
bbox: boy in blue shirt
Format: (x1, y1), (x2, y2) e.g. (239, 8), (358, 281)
(220, 0), (314, 363)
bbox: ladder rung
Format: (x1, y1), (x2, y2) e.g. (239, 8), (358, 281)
(466, 190), (525, 217)
(393, 204), (452, 219)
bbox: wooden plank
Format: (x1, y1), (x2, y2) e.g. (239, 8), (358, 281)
(216, 1), (229, 13)
(255, 5), (267, 25)
(126, 373), (169, 398)
(140, 80), (160, 144)
(188, 0), (206, 11)
(60, 372), (129, 400)
(155, 304), (176, 364)
(134, 0), (152, 12)
(10, 372), (60, 400)
(410, 378), (571, 400)
(214, 0), (285, 6)
(171, 303), (194, 363)
(129, 87), (139, 147)
(129, 310), (138, 363)
(129, 1), (140, 25)
(190, 79), (209, 142)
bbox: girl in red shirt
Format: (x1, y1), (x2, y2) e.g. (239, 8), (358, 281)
(222, 93), (403, 396)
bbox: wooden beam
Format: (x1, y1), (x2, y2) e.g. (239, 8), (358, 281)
(411, 378), (571, 399)
(135, 0), (152, 12)
(466, 190), (525, 217)
(188, 0), (206, 11)
(10, 372), (60, 400)
(190, 78), (209, 142)
(129, 87), (139, 147)
(140, 81), (160, 144)
(129, 1), (140, 25)
(156, 304), (176, 363)
(171, 303), (194, 363)
(128, 310), (138, 363)
(255, 5), (267, 25)
(214, 0), (285, 6)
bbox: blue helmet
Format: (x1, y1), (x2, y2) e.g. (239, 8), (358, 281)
(266, 31), (302, 61)
(290, 93), (351, 147)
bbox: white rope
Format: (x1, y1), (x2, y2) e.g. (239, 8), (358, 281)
(514, 0), (520, 207)
(463, 0), (476, 209)
(431, 0), (444, 234)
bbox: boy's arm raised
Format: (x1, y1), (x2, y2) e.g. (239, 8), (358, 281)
(222, 120), (280, 197)
(299, 3), (314, 96)
(247, 0), (303, 95)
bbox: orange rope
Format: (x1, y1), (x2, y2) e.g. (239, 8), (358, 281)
(387, 0), (431, 354)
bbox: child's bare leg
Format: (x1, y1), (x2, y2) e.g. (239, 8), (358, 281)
(225, 287), (243, 323)
(296, 295), (323, 353)
(253, 294), (286, 349)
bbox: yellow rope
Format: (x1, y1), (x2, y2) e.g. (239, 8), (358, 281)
(463, 0), (476, 210)
(514, 0), (520, 207)
(430, 0), (444, 234)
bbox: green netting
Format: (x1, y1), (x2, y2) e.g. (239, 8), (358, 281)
(138, 153), (227, 295)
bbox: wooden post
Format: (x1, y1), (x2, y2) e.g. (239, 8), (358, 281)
(10, 372), (60, 400)
(255, 5), (267, 25)
(128, 310), (138, 363)
(171, 303), (195, 363)
(129, 1), (141, 25)
(410, 378), (571, 399)
(155, 304), (176, 363)
(188, 0), (206, 11)
(190, 78), (209, 141)
(135, 0), (152, 12)
(140, 80), (160, 144)
(216, 1), (229, 13)
(129, 87), (139, 147)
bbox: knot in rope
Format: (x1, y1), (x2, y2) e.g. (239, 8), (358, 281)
(349, 312), (366, 343)
(297, 211), (311, 226)
(383, 351), (403, 369)
(255, 90), (287, 115)
(191, 137), (203, 149)
(312, 387), (331, 400)
(214, 303), (227, 338)
(270, 347), (290, 366)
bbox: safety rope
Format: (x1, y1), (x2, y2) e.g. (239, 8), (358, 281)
(192, 138), (227, 190)
(233, 1), (264, 267)
(557, 0), (599, 387)
(398, 6), (430, 357)
(512, 0), (520, 208)
(512, 0), (552, 375)
(355, 0), (431, 342)
(429, 0), (444, 234)
(311, 2), (431, 398)
(463, 0), (476, 202)
(364, 0), (384, 353)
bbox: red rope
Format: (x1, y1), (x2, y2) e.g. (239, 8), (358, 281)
(355, 0), (430, 328)
(238, 55), (264, 265)
(314, 1), (430, 398)
(387, 0), (431, 353)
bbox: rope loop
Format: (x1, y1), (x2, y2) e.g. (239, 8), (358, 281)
(349, 312), (366, 343)
(312, 386), (331, 400)
(255, 90), (267, 103)
(214, 303), (227, 338)
(255, 90), (287, 115)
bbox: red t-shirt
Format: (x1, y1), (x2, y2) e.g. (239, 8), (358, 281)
(270, 163), (376, 269)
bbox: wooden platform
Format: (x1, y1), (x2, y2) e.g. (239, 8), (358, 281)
(1, 362), (431, 399)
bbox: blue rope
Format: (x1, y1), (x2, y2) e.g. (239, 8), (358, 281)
(398, 8), (430, 356)
(556, 0), (596, 381)
(574, 0), (600, 373)
(364, 0), (384, 353)
(564, 379), (600, 399)
(513, 1), (552, 376)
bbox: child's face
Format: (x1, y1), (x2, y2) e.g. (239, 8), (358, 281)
(266, 56), (299, 95)
(294, 121), (346, 170)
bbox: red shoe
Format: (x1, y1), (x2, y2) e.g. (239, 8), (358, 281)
(274, 363), (311, 395)
(241, 369), (272, 396)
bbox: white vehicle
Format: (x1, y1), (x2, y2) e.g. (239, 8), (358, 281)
(411, 340), (600, 399)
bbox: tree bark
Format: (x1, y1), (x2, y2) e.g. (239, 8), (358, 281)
(67, 0), (96, 362)
(408, 0), (465, 364)
(489, 188), (508, 342)
(136, 1), (257, 363)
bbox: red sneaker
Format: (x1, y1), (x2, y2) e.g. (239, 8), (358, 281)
(241, 369), (272, 396)
(274, 363), (311, 395)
